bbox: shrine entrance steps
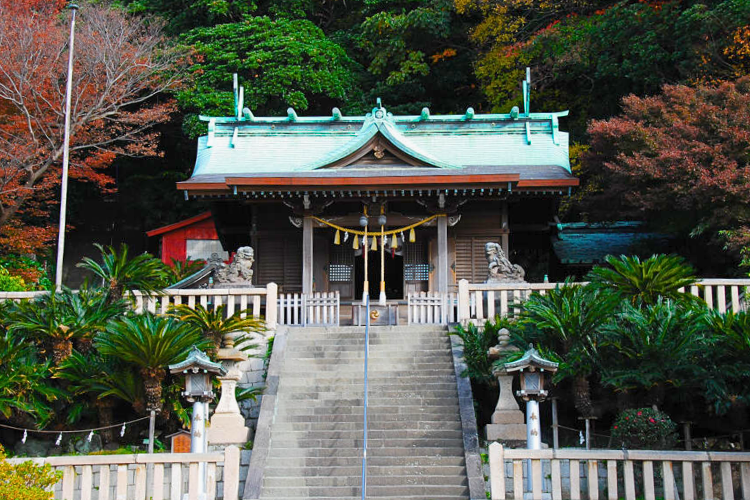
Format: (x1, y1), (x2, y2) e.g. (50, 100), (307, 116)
(258, 326), (471, 500)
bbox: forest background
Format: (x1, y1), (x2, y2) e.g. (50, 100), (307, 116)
(1, 0), (750, 286)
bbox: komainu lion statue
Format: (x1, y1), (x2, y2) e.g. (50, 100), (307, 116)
(485, 242), (525, 283)
(214, 246), (254, 285)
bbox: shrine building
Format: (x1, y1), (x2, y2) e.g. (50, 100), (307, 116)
(176, 76), (578, 303)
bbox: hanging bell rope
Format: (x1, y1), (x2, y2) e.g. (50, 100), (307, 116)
(313, 214), (445, 238)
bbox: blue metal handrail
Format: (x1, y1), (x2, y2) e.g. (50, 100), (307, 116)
(361, 294), (370, 500)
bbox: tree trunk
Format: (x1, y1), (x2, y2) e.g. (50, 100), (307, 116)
(573, 375), (596, 418)
(143, 376), (162, 412)
(51, 339), (73, 365)
(96, 399), (116, 444)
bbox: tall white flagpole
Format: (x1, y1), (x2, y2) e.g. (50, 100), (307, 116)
(55, 3), (79, 290)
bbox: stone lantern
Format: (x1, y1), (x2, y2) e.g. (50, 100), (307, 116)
(169, 346), (226, 499)
(504, 344), (558, 450)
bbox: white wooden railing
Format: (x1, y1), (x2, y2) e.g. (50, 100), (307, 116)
(489, 443), (750, 500)
(0, 285), (279, 329)
(458, 279), (750, 325)
(277, 292), (340, 327)
(6, 446), (241, 500)
(407, 292), (457, 325)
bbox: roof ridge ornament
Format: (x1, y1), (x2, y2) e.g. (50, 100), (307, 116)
(372, 97), (387, 121)
(523, 67), (531, 117)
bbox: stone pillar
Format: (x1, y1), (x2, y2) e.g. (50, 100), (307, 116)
(486, 328), (526, 442)
(437, 214), (448, 294)
(485, 370), (527, 441)
(302, 216), (313, 295)
(208, 348), (251, 446)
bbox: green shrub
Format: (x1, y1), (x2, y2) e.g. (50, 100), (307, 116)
(0, 444), (60, 500)
(452, 319), (505, 385)
(611, 408), (678, 450)
(0, 266), (27, 292)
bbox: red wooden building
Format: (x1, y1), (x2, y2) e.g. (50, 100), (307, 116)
(146, 212), (228, 265)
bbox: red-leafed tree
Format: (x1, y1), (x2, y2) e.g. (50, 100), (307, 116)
(0, 0), (183, 254)
(581, 77), (750, 256)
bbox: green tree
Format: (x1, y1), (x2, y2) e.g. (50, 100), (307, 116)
(177, 17), (360, 136)
(95, 312), (209, 411)
(516, 282), (617, 418)
(77, 243), (168, 304)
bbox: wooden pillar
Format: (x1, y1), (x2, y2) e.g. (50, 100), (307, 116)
(438, 214), (448, 294)
(302, 216), (313, 294)
(501, 201), (509, 257)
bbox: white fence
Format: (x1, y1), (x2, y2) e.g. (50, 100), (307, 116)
(0, 285), (279, 329)
(458, 279), (750, 325)
(407, 292), (457, 325)
(7, 446), (241, 500)
(489, 443), (750, 500)
(277, 292), (340, 327)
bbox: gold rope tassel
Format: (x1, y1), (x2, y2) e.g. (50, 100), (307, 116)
(353, 235), (359, 250)
(371, 235), (378, 251)
(409, 227), (416, 243)
(334, 229), (340, 245)
(391, 233), (398, 249)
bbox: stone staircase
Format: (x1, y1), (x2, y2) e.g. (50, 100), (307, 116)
(258, 326), (472, 499)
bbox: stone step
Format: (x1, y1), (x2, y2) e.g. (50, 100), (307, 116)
(286, 347), (453, 363)
(277, 374), (457, 382)
(275, 405), (459, 417)
(287, 326), (447, 335)
(267, 438), (465, 449)
(277, 381), (457, 391)
(263, 474), (467, 487)
(268, 429), (463, 441)
(264, 453), (466, 465)
(277, 413), (462, 424)
(271, 420), (463, 432)
(275, 397), (460, 408)
(286, 344), (450, 352)
(274, 389), (458, 400)
(260, 484), (469, 498)
(262, 464), (466, 478)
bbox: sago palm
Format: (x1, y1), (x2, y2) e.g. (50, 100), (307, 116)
(95, 312), (209, 411)
(56, 351), (143, 442)
(77, 243), (168, 304)
(598, 300), (707, 408)
(166, 258), (206, 284)
(0, 330), (63, 428)
(702, 309), (750, 413)
(518, 281), (617, 418)
(10, 287), (124, 364)
(587, 254), (698, 306)
(168, 304), (264, 355)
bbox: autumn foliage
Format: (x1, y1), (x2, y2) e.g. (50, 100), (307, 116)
(582, 77), (750, 253)
(0, 1), (182, 254)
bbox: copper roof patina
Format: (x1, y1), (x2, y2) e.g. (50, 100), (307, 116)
(178, 76), (577, 197)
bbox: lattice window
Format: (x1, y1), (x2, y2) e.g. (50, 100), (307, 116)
(328, 245), (353, 282)
(404, 242), (429, 282)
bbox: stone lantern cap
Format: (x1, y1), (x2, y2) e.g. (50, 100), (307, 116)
(503, 344), (559, 374)
(169, 346), (227, 376)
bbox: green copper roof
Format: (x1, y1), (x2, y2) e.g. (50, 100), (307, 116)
(189, 102), (571, 179)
